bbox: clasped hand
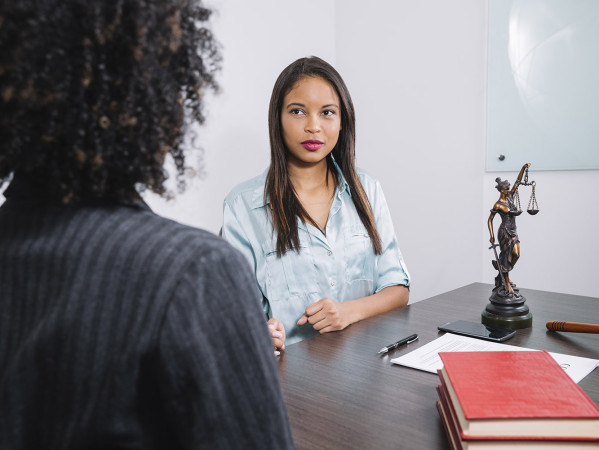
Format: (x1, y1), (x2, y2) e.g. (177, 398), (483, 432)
(297, 297), (350, 334)
(269, 298), (350, 356)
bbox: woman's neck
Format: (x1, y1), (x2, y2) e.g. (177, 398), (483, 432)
(288, 159), (331, 193)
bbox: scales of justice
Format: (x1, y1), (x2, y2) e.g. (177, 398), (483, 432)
(483, 163), (539, 329)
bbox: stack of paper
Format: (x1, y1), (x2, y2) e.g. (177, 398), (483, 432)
(391, 332), (599, 384)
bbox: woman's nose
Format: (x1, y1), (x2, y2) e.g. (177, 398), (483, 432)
(305, 115), (321, 133)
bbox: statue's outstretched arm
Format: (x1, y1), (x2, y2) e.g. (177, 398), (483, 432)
(511, 163), (531, 193)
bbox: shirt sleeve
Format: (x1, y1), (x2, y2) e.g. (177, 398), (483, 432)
(221, 200), (257, 272)
(153, 245), (294, 449)
(221, 200), (271, 317)
(371, 180), (411, 292)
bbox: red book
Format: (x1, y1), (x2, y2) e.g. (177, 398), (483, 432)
(436, 389), (599, 449)
(436, 398), (461, 450)
(437, 351), (599, 440)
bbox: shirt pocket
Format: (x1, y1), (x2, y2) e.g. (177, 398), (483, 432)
(344, 224), (375, 283)
(261, 238), (319, 302)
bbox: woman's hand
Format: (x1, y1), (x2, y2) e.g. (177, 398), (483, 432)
(297, 297), (352, 334)
(267, 317), (285, 356)
(297, 286), (408, 335)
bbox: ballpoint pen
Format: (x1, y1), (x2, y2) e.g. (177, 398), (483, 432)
(378, 333), (418, 354)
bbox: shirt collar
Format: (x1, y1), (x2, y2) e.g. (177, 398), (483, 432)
(250, 168), (269, 210)
(332, 159), (351, 197)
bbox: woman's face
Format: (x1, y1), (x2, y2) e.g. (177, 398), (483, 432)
(280, 76), (341, 168)
(498, 180), (511, 192)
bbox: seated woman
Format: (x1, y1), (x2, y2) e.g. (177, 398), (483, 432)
(222, 56), (411, 350)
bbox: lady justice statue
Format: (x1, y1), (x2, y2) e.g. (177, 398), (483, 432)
(483, 162), (539, 329)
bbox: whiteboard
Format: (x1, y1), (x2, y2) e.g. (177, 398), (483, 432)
(487, 0), (599, 171)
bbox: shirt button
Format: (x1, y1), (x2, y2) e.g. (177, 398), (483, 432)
(327, 250), (332, 256)
(330, 280), (336, 287)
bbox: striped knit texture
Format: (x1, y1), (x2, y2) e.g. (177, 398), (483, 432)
(0, 191), (294, 449)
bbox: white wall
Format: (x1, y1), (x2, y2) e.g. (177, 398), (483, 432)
(3, 0), (597, 300)
(334, 0), (487, 302)
(333, 1), (597, 300)
(145, 0), (337, 234)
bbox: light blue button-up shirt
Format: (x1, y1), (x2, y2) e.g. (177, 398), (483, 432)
(222, 162), (410, 345)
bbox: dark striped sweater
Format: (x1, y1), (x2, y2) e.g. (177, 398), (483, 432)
(0, 180), (294, 450)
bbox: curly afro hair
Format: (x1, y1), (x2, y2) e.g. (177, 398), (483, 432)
(0, 0), (220, 204)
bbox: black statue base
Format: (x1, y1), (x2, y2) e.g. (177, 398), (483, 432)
(481, 286), (532, 329)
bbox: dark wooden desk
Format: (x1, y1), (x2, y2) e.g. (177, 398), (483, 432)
(278, 283), (599, 449)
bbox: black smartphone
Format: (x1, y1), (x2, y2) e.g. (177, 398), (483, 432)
(437, 320), (516, 342)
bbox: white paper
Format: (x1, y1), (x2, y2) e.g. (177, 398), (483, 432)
(390, 333), (599, 384)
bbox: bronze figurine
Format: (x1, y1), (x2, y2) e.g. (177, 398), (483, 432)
(487, 162), (529, 294)
(483, 163), (538, 329)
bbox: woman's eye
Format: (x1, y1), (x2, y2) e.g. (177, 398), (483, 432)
(322, 110), (336, 117)
(289, 108), (305, 116)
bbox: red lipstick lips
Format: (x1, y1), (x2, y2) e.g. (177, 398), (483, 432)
(301, 140), (324, 151)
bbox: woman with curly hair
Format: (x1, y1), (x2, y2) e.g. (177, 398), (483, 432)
(0, 1), (294, 448)
(222, 57), (410, 348)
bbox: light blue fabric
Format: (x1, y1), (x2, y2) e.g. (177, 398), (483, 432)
(221, 162), (410, 345)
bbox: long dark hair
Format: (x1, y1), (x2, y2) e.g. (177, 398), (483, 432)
(0, 0), (220, 204)
(266, 56), (382, 257)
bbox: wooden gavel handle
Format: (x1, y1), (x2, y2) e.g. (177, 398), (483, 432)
(546, 321), (599, 334)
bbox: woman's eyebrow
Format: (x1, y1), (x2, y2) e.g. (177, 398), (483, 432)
(285, 102), (339, 109)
